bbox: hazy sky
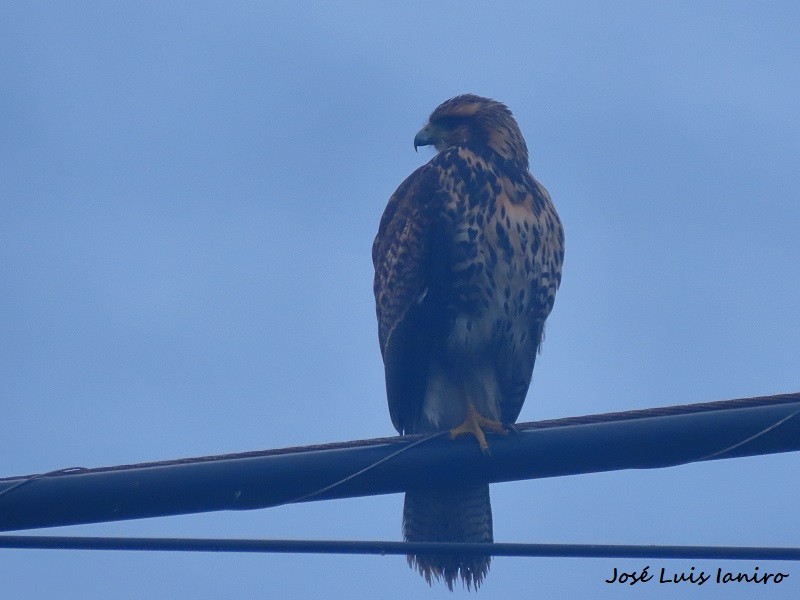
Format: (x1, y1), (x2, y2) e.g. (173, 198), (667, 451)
(2, 2), (799, 598)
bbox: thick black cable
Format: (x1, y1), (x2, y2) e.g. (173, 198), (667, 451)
(2, 393), (799, 532)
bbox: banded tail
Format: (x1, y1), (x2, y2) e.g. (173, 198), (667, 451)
(403, 483), (493, 590)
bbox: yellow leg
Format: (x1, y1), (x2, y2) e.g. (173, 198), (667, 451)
(449, 403), (508, 454)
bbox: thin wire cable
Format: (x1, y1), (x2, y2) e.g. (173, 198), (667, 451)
(0, 468), (87, 500)
(690, 406), (800, 464)
(0, 433), (450, 508)
(273, 404), (800, 508)
(279, 431), (448, 506)
(0, 435), (450, 508)
(0, 535), (799, 561)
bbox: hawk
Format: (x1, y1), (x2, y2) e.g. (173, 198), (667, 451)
(373, 95), (564, 590)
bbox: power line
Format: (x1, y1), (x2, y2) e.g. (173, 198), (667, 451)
(1, 535), (799, 561)
(0, 392), (799, 532)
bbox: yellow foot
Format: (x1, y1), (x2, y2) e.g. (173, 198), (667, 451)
(449, 404), (508, 454)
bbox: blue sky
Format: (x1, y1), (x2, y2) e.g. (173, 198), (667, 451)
(1, 2), (799, 598)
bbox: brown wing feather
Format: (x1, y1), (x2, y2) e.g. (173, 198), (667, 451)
(372, 163), (445, 434)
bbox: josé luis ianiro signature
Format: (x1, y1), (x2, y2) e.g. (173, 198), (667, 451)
(606, 565), (788, 586)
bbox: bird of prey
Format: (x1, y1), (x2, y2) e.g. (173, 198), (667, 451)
(373, 95), (564, 590)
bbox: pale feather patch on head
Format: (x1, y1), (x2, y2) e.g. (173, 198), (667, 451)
(425, 94), (528, 165)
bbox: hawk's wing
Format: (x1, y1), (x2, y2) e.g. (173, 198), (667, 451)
(372, 163), (445, 435)
(493, 173), (562, 426)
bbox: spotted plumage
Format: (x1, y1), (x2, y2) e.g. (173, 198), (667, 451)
(373, 95), (564, 590)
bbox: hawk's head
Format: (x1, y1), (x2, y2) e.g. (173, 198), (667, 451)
(413, 94), (529, 166)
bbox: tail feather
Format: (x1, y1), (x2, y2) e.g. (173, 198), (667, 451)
(403, 484), (492, 591)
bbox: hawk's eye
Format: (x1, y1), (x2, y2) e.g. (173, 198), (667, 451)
(434, 116), (469, 131)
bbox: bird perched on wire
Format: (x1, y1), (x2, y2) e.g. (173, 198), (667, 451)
(372, 95), (564, 590)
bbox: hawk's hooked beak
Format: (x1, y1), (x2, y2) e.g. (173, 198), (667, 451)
(413, 124), (436, 152)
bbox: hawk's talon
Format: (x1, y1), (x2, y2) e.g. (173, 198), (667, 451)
(449, 404), (506, 453)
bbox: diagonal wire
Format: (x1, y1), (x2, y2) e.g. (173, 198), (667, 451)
(0, 468), (87, 500)
(691, 406), (800, 463)
(279, 431), (448, 506)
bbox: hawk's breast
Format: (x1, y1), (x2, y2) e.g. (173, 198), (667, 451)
(439, 151), (560, 362)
